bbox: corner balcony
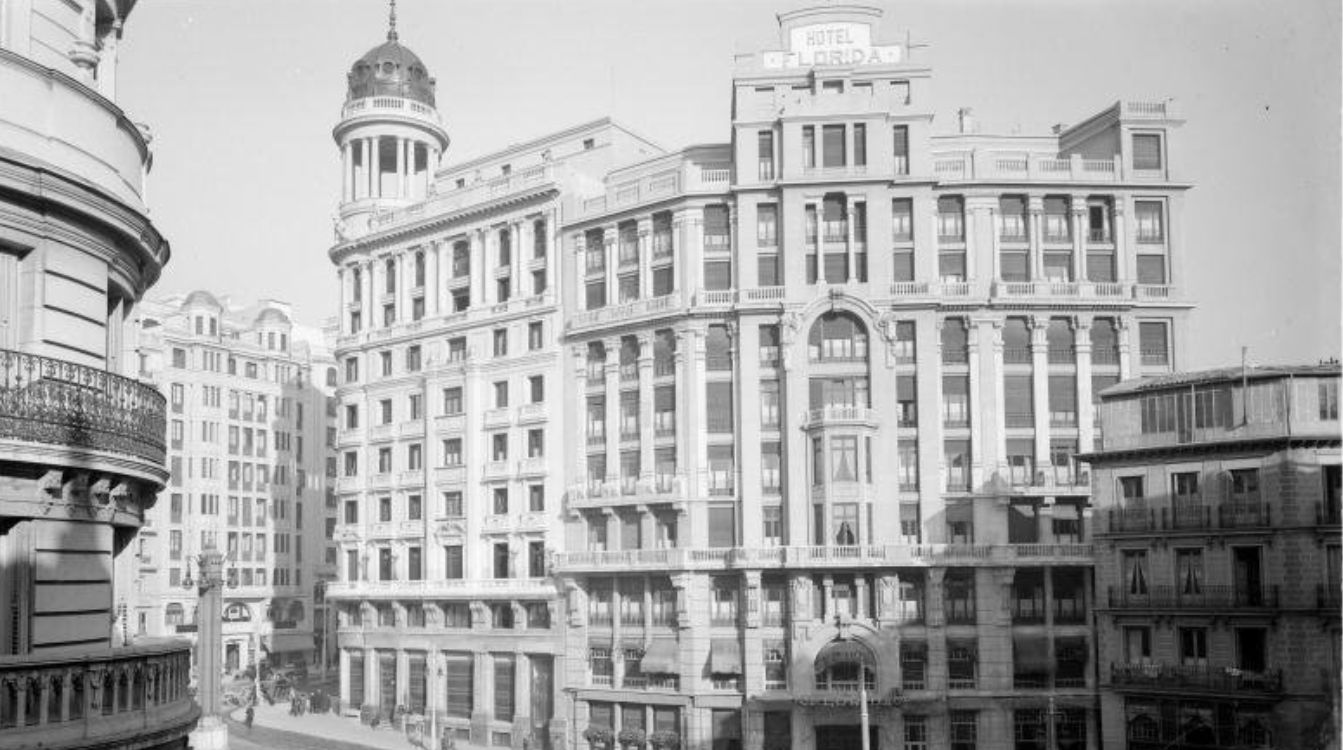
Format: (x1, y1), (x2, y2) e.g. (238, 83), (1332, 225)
(1109, 662), (1283, 698)
(0, 638), (199, 750)
(0, 348), (168, 485)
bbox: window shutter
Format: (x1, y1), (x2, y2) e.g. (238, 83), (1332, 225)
(1133, 134), (1162, 169)
(1001, 251), (1030, 281)
(707, 383), (734, 432)
(704, 260), (732, 291)
(708, 504), (736, 547)
(704, 205), (729, 234)
(1005, 375), (1034, 423)
(1137, 255), (1167, 284)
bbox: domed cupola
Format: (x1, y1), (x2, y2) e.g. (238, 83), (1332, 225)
(345, 21), (436, 107)
(332, 0), (449, 242)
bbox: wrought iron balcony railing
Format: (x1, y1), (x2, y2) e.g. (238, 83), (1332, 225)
(0, 348), (167, 469)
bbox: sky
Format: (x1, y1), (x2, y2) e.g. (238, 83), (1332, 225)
(116, 0), (1341, 370)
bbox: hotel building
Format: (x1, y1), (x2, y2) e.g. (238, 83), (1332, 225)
(330, 4), (1193, 750)
(553, 6), (1190, 750)
(0, 1), (197, 747)
(1086, 365), (1341, 750)
(133, 293), (338, 677)
(324, 12), (664, 749)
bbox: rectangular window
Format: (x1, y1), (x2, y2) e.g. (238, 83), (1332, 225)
(821, 124), (846, 167)
(892, 125), (909, 175)
(853, 123), (867, 166)
(802, 125), (815, 168)
(1135, 200), (1165, 243)
(949, 711), (978, 750)
(1133, 133), (1163, 170)
(1139, 321), (1170, 366)
(757, 203), (778, 247)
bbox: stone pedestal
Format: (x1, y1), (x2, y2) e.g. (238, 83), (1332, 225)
(189, 714), (230, 750)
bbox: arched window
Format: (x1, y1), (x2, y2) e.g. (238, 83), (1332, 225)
(164, 603), (184, 627)
(813, 640), (876, 692)
(808, 312), (868, 362)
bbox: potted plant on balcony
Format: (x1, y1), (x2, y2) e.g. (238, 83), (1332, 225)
(583, 725), (615, 750)
(649, 730), (680, 750)
(617, 728), (647, 749)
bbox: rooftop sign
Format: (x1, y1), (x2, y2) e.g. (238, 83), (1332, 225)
(763, 22), (901, 69)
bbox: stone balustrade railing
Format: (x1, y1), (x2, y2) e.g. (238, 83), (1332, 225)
(0, 638), (197, 748)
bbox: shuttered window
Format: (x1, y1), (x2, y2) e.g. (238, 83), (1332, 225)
(1139, 322), (1169, 365)
(1001, 250), (1030, 281)
(1087, 249), (1116, 282)
(706, 326), (731, 370)
(408, 653), (426, 713)
(1133, 134), (1162, 170)
(1005, 375), (1034, 427)
(1049, 376), (1077, 425)
(1137, 255), (1167, 284)
(493, 655), (515, 721)
(893, 126), (909, 174)
(707, 383), (734, 433)
(822, 124), (846, 167)
(704, 259), (732, 290)
(708, 504), (736, 547)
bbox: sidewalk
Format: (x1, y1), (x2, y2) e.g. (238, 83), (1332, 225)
(231, 700), (491, 750)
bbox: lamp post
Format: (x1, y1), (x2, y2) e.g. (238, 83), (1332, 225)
(829, 614), (870, 750)
(186, 544), (229, 750)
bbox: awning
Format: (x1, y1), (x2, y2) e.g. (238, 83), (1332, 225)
(641, 638), (679, 674)
(709, 638), (742, 675)
(1013, 636), (1051, 671)
(1052, 502), (1081, 520)
(264, 632), (315, 654)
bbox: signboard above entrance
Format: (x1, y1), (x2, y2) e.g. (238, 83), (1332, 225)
(763, 22), (901, 69)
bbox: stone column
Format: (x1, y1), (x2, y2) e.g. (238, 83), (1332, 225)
(473, 229), (490, 308)
(1030, 317), (1051, 479)
(967, 324), (983, 491)
(989, 319), (1008, 477)
(1075, 318), (1095, 454)
(845, 198), (857, 282)
(1027, 196), (1043, 280)
(604, 225), (618, 305)
(604, 337), (621, 486)
(638, 219), (653, 297)
(371, 137), (382, 199)
(361, 260), (374, 330)
(638, 335), (655, 489)
(1116, 318), (1134, 380)
(342, 142), (353, 202)
(1071, 196), (1088, 282)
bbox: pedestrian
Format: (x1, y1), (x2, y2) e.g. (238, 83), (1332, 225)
(244, 704), (254, 732)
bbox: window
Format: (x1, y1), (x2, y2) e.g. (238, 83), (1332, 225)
(1123, 550), (1149, 596)
(757, 203), (778, 247)
(892, 125), (909, 175)
(704, 204), (730, 250)
(405, 345), (421, 371)
(492, 433), (508, 462)
(494, 381), (509, 408)
(529, 484), (544, 512)
(1135, 200), (1165, 243)
(447, 337), (466, 361)
(1138, 321), (1169, 366)
(444, 653), (472, 717)
(493, 328), (508, 357)
(442, 387), (462, 415)
(950, 710), (978, 750)
(947, 641), (978, 688)
(493, 655), (515, 721)
(1179, 627), (1208, 666)
(528, 375), (544, 403)
(707, 383), (734, 433)
(1320, 381), (1339, 420)
(821, 124), (846, 167)
(493, 543), (510, 578)
(443, 491), (463, 517)
(1124, 626), (1152, 663)
(802, 125), (815, 168)
(493, 486), (509, 514)
(527, 429), (544, 458)
(444, 545), (463, 578)
(938, 196), (965, 242)
(1133, 133), (1163, 170)
(527, 321), (543, 351)
(442, 438), (462, 466)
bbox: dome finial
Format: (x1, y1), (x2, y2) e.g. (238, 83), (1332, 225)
(387, 0), (398, 42)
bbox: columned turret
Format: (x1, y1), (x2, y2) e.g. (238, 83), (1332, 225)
(331, 3), (449, 242)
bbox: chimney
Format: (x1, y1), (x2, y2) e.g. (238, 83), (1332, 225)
(957, 107), (977, 134)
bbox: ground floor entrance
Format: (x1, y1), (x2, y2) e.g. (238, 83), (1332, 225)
(816, 724), (879, 750)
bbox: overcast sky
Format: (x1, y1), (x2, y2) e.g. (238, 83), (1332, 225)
(117, 0), (1341, 369)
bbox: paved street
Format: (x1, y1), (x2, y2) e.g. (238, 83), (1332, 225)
(222, 701), (492, 750)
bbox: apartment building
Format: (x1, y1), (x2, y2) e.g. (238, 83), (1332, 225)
(553, 5), (1189, 750)
(324, 16), (664, 749)
(0, 1), (198, 747)
(133, 293), (337, 678)
(1086, 365), (1341, 750)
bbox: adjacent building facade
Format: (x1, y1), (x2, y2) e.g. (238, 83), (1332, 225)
(1087, 365), (1341, 750)
(133, 293), (338, 677)
(325, 15), (665, 750)
(0, 1), (197, 747)
(330, 5), (1194, 750)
